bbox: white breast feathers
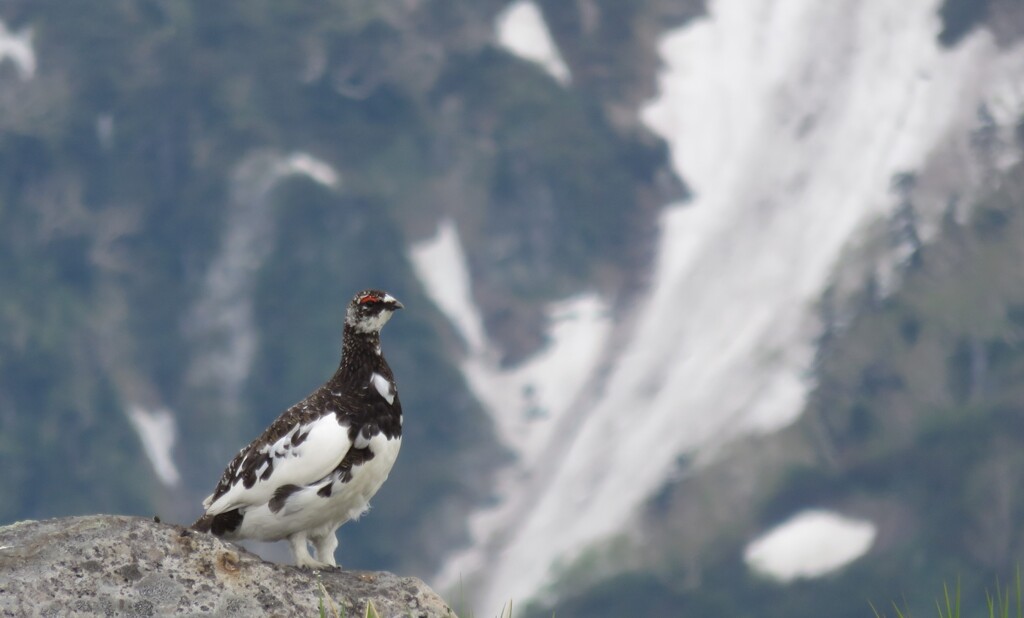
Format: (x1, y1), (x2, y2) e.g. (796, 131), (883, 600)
(371, 372), (395, 405)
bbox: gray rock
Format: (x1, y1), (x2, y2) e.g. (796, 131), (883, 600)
(0, 515), (457, 618)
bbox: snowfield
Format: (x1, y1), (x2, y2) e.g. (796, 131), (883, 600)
(426, 0), (1024, 610)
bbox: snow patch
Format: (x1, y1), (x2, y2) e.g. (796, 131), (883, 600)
(0, 20), (35, 80)
(281, 152), (340, 189)
(410, 219), (488, 353)
(744, 510), (877, 581)
(126, 405), (180, 486)
(496, 0), (571, 86)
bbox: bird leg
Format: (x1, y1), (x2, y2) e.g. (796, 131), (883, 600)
(311, 528), (339, 567)
(288, 531), (331, 569)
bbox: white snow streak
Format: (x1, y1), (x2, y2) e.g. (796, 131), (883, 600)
(126, 405), (181, 486)
(282, 152), (340, 189)
(496, 0), (571, 86)
(464, 294), (611, 462)
(414, 222), (614, 600)
(412, 221), (611, 463)
(0, 20), (35, 80)
(185, 151), (340, 416)
(410, 219), (488, 354)
(448, 0), (1024, 610)
(744, 510), (877, 581)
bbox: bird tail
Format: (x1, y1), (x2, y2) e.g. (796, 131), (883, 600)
(191, 514), (214, 533)
(191, 509), (243, 536)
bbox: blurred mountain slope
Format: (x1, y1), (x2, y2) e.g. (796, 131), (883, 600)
(0, 0), (682, 576)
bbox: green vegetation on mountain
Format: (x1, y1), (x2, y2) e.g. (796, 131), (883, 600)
(0, 0), (681, 574)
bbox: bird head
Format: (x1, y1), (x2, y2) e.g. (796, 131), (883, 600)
(345, 289), (403, 334)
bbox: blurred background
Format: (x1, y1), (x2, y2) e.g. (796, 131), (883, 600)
(2, 1), (1024, 616)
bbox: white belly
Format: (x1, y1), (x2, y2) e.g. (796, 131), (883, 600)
(235, 434), (401, 541)
(324, 433), (402, 521)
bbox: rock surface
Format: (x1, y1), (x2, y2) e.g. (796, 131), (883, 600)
(0, 515), (457, 617)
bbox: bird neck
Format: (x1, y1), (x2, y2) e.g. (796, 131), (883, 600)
(332, 325), (389, 388)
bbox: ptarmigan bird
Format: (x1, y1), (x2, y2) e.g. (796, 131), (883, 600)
(192, 289), (404, 568)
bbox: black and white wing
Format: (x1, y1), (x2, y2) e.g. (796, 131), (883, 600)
(202, 402), (356, 517)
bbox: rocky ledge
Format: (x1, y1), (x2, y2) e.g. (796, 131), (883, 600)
(0, 515), (456, 617)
